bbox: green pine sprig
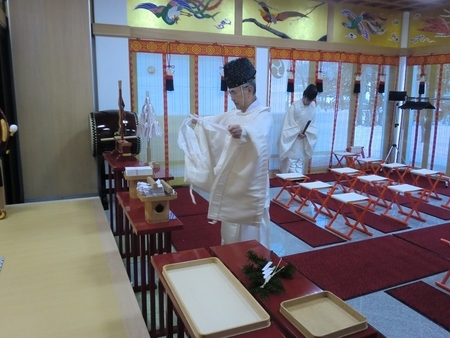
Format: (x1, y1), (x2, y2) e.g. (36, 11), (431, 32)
(242, 250), (296, 301)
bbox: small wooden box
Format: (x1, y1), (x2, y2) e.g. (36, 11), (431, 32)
(137, 178), (177, 223)
(280, 291), (367, 338)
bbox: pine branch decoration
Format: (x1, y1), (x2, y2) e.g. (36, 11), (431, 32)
(242, 250), (296, 301)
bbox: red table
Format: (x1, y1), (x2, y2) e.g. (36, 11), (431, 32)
(151, 248), (285, 338)
(210, 240), (381, 338)
(116, 191), (182, 336)
(103, 152), (174, 254)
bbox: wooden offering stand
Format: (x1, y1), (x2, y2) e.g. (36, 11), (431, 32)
(137, 177), (177, 223)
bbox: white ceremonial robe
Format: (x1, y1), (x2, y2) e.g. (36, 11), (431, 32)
(278, 100), (318, 174)
(178, 100), (273, 248)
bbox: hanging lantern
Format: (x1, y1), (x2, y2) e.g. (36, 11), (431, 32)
(287, 70), (294, 93)
(220, 53), (227, 91)
(378, 74), (386, 93)
(353, 74), (361, 93)
(220, 70), (227, 91)
(165, 67), (174, 91)
(316, 72), (323, 93)
(286, 58), (295, 93)
(418, 74), (426, 95)
(165, 45), (174, 91)
(315, 61), (323, 92)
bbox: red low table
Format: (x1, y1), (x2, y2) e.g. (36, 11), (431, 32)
(116, 191), (182, 336)
(103, 151), (173, 255)
(210, 240), (381, 338)
(151, 248), (285, 338)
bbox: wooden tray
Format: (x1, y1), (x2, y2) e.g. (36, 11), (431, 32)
(163, 257), (270, 338)
(280, 291), (367, 338)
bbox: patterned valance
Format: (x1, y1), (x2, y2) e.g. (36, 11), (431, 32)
(407, 54), (450, 66)
(129, 39), (255, 57)
(270, 48), (399, 66)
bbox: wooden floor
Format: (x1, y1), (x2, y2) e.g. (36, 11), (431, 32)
(0, 197), (149, 338)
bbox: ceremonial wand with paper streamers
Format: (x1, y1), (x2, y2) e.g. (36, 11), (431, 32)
(137, 91), (162, 162)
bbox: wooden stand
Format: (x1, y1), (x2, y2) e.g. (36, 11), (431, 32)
(112, 138), (135, 162)
(137, 178), (177, 223)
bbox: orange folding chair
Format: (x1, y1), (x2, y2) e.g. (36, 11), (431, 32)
(409, 168), (444, 201)
(329, 167), (362, 192)
(436, 238), (450, 292)
(325, 192), (374, 240)
(356, 174), (393, 210)
(272, 173), (308, 209)
(332, 146), (364, 168)
(381, 184), (427, 225)
(357, 157), (384, 174)
(294, 181), (337, 222)
(380, 163), (410, 183)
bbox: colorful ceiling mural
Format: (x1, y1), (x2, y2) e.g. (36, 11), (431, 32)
(126, 1), (449, 50)
(242, 0), (328, 41)
(127, 0), (235, 34)
(408, 6), (450, 48)
(333, 4), (402, 47)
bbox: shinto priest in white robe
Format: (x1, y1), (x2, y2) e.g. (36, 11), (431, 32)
(178, 99), (273, 248)
(278, 100), (318, 174)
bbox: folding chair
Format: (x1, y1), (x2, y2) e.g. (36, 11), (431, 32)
(409, 168), (444, 201)
(294, 181), (337, 222)
(436, 238), (450, 292)
(272, 173), (308, 209)
(381, 184), (427, 225)
(357, 157), (384, 174)
(356, 174), (392, 210)
(329, 167), (362, 192)
(380, 163), (410, 183)
(325, 192), (374, 240)
(333, 146), (364, 168)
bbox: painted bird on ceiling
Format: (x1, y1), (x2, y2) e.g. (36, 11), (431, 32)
(256, 1), (308, 27)
(341, 9), (387, 41)
(418, 16), (450, 37)
(135, 0), (221, 25)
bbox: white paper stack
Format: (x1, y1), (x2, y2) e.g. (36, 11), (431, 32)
(124, 166), (153, 177)
(137, 180), (165, 196)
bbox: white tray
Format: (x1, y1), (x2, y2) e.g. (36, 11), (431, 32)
(163, 257), (270, 338)
(280, 291), (367, 338)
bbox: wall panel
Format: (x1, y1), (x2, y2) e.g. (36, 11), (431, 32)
(8, 0), (95, 200)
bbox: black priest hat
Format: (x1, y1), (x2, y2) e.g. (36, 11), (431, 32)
(223, 58), (256, 89)
(303, 84), (318, 101)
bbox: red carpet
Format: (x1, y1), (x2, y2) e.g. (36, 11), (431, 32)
(269, 202), (302, 224)
(283, 235), (449, 300)
(275, 220), (345, 247)
(386, 281), (450, 332)
(171, 186), (209, 217)
(395, 223), (450, 258)
(270, 202), (345, 247)
(172, 213), (221, 251)
(358, 212), (409, 233)
(403, 200), (450, 220)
